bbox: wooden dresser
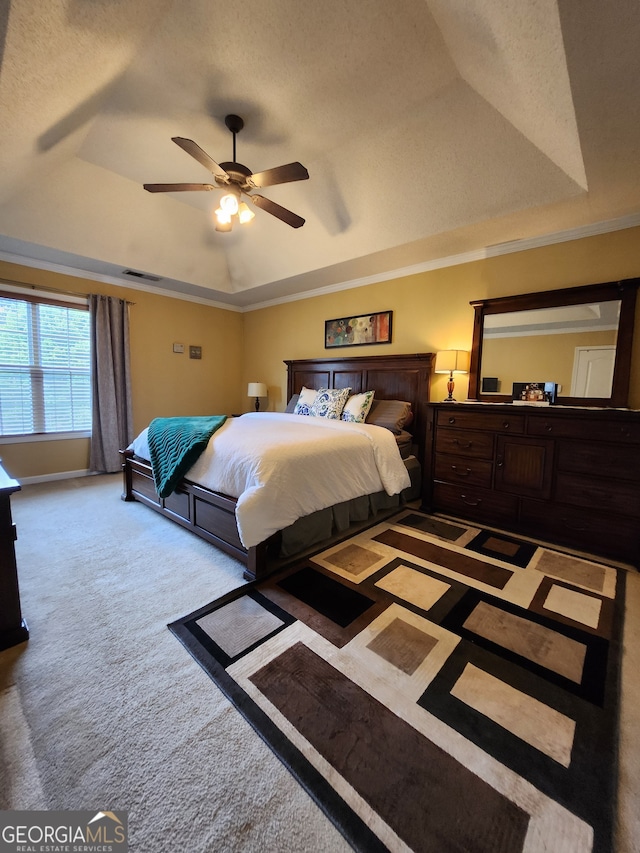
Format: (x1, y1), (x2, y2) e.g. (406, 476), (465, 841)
(0, 461), (29, 650)
(422, 402), (640, 567)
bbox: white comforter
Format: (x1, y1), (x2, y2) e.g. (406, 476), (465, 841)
(130, 412), (410, 548)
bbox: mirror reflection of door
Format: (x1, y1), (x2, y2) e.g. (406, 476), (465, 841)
(570, 346), (616, 397)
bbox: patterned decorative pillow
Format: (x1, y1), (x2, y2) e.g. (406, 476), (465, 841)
(310, 387), (351, 419)
(293, 386), (319, 416)
(341, 390), (375, 423)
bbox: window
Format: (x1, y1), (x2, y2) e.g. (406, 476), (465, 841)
(0, 293), (91, 437)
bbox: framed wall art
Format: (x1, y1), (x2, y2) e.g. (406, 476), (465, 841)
(324, 310), (393, 349)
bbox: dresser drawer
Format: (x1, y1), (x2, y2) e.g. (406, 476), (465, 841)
(556, 440), (640, 482)
(527, 416), (640, 444)
(433, 481), (518, 525)
(435, 428), (494, 459)
(520, 499), (639, 564)
(555, 472), (640, 518)
(434, 454), (493, 488)
(437, 409), (525, 434)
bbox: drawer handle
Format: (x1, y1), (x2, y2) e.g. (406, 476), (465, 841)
(460, 494), (482, 506)
(453, 438), (473, 449)
(451, 465), (471, 478)
(502, 421), (510, 430)
(448, 416), (456, 424)
(544, 423), (553, 432)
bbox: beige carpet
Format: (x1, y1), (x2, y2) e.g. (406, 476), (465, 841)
(1, 474), (639, 852)
(0, 474), (351, 853)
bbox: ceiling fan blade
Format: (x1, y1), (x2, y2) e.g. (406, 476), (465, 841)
(143, 183), (217, 193)
(250, 194), (305, 228)
(171, 137), (230, 182)
(249, 162), (309, 188)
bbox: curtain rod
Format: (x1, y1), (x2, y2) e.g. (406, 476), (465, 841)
(0, 278), (135, 304)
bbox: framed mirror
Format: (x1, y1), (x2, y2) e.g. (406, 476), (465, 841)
(468, 278), (639, 408)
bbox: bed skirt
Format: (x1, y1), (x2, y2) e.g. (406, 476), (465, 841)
(279, 455), (421, 557)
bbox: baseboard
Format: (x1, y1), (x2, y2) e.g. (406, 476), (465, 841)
(19, 469), (95, 485)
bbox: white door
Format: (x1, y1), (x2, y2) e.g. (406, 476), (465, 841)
(570, 346), (616, 397)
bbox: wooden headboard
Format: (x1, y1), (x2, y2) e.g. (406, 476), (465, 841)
(285, 352), (433, 464)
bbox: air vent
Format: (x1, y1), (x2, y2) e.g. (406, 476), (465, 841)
(122, 269), (161, 282)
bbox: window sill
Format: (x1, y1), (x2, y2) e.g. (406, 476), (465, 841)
(0, 431), (91, 445)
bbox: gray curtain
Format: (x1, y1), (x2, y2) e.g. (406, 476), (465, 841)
(89, 295), (133, 473)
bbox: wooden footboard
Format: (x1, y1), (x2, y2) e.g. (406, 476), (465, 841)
(120, 449), (274, 581)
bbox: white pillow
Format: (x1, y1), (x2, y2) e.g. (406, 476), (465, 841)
(293, 386), (318, 416)
(310, 387), (351, 419)
(341, 391), (375, 423)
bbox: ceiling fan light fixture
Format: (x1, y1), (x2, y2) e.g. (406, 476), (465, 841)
(219, 192), (239, 216)
(214, 215), (232, 232)
(238, 202), (255, 224)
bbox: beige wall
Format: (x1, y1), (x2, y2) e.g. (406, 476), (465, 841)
(243, 226), (640, 409)
(1, 224), (639, 480)
(0, 261), (243, 479)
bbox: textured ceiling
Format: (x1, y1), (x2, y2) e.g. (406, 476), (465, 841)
(0, 0), (639, 308)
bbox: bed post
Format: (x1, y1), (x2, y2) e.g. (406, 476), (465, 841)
(120, 449), (135, 501)
(243, 540), (270, 582)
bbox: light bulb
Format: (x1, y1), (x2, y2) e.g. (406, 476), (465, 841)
(214, 207), (232, 231)
(220, 193), (239, 216)
(238, 202), (255, 224)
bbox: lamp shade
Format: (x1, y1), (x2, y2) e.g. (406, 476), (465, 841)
(247, 382), (267, 398)
(434, 350), (470, 374)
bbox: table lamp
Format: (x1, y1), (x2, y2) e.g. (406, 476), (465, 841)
(434, 350), (469, 402)
(248, 382), (267, 411)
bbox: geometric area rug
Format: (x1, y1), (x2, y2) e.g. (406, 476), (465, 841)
(169, 509), (626, 853)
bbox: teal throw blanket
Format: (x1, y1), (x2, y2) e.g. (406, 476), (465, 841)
(147, 415), (227, 498)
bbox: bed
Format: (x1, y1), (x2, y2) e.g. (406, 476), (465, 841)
(120, 352), (432, 580)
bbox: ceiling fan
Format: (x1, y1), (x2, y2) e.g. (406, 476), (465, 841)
(143, 114), (309, 231)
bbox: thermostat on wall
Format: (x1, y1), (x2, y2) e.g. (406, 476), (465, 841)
(172, 343), (184, 353)
(189, 345), (202, 359)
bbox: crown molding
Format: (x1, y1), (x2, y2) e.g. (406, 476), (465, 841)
(243, 212), (640, 311)
(1, 211), (639, 313)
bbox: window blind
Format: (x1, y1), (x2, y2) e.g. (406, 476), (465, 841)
(0, 294), (91, 436)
